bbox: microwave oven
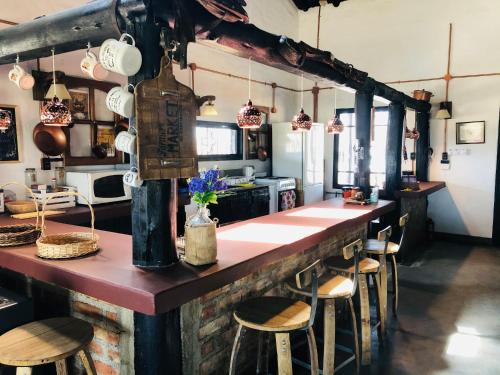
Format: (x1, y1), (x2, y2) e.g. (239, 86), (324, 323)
(66, 170), (132, 205)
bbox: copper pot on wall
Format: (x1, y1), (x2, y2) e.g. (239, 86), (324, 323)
(413, 89), (433, 102)
(33, 122), (67, 156)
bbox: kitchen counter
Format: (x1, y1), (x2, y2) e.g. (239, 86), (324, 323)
(47, 201), (132, 226)
(0, 198), (395, 315)
(395, 181), (446, 198)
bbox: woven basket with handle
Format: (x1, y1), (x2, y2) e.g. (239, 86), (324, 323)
(36, 191), (99, 259)
(0, 182), (41, 247)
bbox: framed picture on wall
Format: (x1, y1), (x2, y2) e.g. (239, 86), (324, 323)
(456, 121), (485, 144)
(0, 105), (22, 163)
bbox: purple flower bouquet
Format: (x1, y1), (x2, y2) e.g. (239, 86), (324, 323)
(188, 169), (228, 207)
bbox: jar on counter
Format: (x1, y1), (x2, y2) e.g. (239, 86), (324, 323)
(24, 168), (36, 187)
(55, 166), (66, 187)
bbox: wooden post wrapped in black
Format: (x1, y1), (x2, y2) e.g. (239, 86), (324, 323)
(415, 110), (430, 182)
(385, 103), (405, 199)
(354, 90), (374, 195)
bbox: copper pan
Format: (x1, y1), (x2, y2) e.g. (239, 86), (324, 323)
(33, 122), (67, 156)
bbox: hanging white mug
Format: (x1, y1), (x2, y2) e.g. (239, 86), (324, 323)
(106, 85), (134, 118)
(8, 64), (35, 90)
(123, 167), (143, 188)
(80, 51), (109, 81)
(99, 33), (142, 76)
(115, 130), (137, 155)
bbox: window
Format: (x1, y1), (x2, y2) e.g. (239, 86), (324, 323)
(196, 121), (243, 161)
(333, 107), (389, 189)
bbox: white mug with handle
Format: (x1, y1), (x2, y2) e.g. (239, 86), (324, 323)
(99, 33), (142, 76)
(106, 84), (134, 118)
(123, 167), (143, 188)
(115, 130), (137, 155)
(80, 51), (109, 81)
(8, 64), (35, 90)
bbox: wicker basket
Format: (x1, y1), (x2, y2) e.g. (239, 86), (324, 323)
(36, 191), (99, 259)
(5, 200), (37, 214)
(0, 182), (41, 247)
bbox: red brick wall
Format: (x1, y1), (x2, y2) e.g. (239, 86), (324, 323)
(181, 223), (366, 375)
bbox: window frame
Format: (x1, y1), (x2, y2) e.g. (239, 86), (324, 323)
(196, 120), (243, 161)
(332, 107), (389, 190)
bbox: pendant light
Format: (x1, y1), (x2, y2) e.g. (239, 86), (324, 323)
(327, 87), (344, 134)
(236, 57), (262, 129)
(0, 109), (12, 133)
(41, 48), (72, 127)
(292, 74), (312, 132)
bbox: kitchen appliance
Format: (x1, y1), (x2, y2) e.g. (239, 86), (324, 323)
(255, 177), (296, 213)
(242, 165), (255, 178)
(271, 122), (324, 205)
(66, 170), (131, 205)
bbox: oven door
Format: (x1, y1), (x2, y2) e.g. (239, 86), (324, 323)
(278, 189), (296, 212)
(91, 174), (131, 204)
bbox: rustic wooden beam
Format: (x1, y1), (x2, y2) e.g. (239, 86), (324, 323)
(354, 90), (373, 195)
(415, 110), (430, 182)
(385, 103), (405, 198)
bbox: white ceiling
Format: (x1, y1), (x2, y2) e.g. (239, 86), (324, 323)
(0, 0), (87, 28)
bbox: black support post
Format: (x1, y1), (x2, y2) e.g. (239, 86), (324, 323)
(415, 110), (430, 182)
(354, 90), (374, 195)
(385, 103), (405, 199)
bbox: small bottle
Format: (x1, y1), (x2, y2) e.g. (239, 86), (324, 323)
(24, 168), (37, 187)
(50, 178), (57, 191)
(370, 186), (379, 203)
(55, 166), (66, 187)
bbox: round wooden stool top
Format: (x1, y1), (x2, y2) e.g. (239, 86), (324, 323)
(0, 317), (94, 367)
(234, 296), (311, 332)
(364, 239), (399, 255)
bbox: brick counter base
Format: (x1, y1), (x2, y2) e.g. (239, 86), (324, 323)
(181, 223), (367, 375)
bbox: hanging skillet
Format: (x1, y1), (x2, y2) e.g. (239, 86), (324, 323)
(33, 122), (67, 156)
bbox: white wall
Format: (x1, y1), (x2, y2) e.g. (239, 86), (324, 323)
(0, 0), (301, 196)
(299, 0), (500, 238)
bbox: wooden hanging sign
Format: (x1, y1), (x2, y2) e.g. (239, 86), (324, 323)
(135, 55), (198, 180)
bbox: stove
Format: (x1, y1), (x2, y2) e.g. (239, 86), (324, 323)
(255, 177), (297, 213)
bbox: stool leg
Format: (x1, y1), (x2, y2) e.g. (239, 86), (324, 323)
(275, 333), (293, 375)
(358, 274), (371, 365)
(229, 324), (245, 375)
(391, 254), (399, 317)
(347, 297), (360, 373)
(78, 349), (97, 375)
(256, 331), (270, 374)
(15, 368), (32, 375)
(306, 327), (319, 375)
(55, 359), (68, 375)
(323, 300), (336, 375)
(373, 272), (386, 342)
(377, 255), (388, 329)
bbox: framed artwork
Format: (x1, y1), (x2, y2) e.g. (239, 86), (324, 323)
(0, 105), (22, 163)
(96, 124), (116, 157)
(456, 121), (485, 144)
(68, 88), (90, 121)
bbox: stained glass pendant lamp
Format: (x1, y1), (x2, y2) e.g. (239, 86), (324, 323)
(40, 48), (72, 127)
(327, 87), (344, 134)
(0, 109), (12, 133)
(292, 74), (312, 132)
(236, 57), (262, 129)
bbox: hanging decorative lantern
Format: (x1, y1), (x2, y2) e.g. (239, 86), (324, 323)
(236, 57), (262, 129)
(327, 87), (344, 134)
(292, 74), (312, 132)
(41, 48), (72, 127)
(0, 109), (12, 133)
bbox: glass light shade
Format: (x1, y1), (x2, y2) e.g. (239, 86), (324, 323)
(327, 115), (344, 134)
(45, 84), (72, 100)
(292, 108), (312, 132)
(40, 97), (72, 127)
(435, 108), (451, 120)
(405, 127), (420, 140)
(201, 102), (218, 116)
(0, 109), (12, 133)
(236, 99), (262, 129)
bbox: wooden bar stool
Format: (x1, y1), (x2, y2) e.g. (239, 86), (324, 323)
(324, 227), (391, 366)
(365, 213), (409, 317)
(286, 240), (362, 375)
(229, 260), (320, 375)
(0, 317), (97, 375)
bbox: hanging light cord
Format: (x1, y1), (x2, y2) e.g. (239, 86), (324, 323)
(51, 48), (57, 97)
(300, 73), (304, 108)
(334, 87), (337, 117)
(248, 57), (252, 100)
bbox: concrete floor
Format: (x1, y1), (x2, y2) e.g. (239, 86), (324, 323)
(359, 240), (500, 375)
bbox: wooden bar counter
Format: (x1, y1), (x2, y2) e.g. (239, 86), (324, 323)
(0, 198), (394, 374)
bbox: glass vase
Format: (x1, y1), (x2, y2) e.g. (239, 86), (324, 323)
(187, 204), (213, 227)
